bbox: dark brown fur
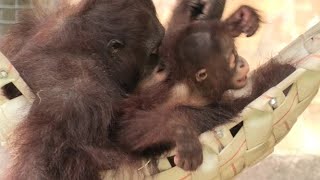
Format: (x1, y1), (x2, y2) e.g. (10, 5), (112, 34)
(166, 0), (226, 33)
(1, 0), (227, 179)
(1, 0), (165, 179)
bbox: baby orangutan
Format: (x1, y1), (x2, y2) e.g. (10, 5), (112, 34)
(114, 7), (295, 171)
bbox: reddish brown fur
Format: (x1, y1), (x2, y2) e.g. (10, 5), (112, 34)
(0, 0), (295, 178)
(114, 5), (295, 171)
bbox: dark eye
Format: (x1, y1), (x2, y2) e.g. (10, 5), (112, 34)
(199, 71), (206, 78)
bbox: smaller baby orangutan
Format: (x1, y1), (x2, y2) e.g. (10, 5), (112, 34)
(114, 6), (296, 171)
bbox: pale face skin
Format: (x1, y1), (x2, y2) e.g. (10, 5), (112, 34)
(194, 50), (250, 90)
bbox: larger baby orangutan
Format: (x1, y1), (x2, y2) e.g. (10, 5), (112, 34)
(115, 5), (296, 171)
(1, 0), (166, 180)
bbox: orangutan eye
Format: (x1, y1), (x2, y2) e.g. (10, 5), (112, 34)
(199, 71), (206, 78)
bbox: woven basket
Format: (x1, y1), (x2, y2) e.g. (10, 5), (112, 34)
(1, 22), (320, 180)
(0, 52), (33, 146)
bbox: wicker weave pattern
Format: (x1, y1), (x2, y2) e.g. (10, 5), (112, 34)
(0, 52), (33, 146)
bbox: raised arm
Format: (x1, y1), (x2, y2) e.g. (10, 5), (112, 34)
(167, 0), (226, 33)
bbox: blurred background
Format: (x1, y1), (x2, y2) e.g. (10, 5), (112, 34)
(0, 0), (57, 34)
(0, 0), (320, 179)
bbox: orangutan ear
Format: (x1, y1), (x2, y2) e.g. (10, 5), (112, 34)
(195, 68), (208, 82)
